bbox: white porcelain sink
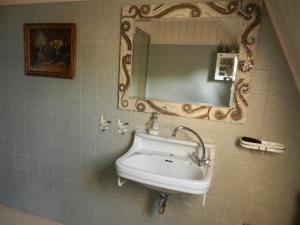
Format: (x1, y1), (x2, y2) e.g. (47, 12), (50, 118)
(115, 130), (215, 195)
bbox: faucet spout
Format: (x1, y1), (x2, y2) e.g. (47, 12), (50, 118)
(172, 126), (210, 167)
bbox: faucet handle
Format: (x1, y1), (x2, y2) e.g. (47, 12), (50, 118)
(202, 158), (211, 167)
(192, 152), (201, 166)
(192, 152), (200, 160)
(192, 152), (211, 167)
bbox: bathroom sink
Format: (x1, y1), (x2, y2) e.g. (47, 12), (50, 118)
(115, 130), (215, 194)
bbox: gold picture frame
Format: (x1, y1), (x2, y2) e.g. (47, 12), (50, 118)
(24, 23), (76, 79)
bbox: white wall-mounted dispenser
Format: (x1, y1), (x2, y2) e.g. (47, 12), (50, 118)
(148, 112), (159, 135)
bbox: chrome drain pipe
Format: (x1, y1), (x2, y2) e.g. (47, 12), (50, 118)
(158, 192), (168, 214)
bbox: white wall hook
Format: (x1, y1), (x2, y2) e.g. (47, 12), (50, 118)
(117, 119), (129, 135)
(100, 116), (111, 132)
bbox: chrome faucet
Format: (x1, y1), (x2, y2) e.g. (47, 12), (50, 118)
(172, 126), (210, 167)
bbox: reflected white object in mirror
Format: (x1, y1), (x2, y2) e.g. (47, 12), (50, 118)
(214, 53), (239, 82)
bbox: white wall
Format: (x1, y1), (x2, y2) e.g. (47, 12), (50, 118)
(136, 18), (241, 45)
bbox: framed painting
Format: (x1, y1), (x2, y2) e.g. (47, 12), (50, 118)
(24, 23), (76, 79)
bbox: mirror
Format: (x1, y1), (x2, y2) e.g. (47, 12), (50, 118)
(131, 17), (241, 107)
(118, 1), (262, 123)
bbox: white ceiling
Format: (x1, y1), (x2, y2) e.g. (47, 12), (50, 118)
(0, 0), (90, 6)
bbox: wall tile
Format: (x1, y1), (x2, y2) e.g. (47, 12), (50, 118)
(27, 157), (40, 174)
(265, 96), (300, 121)
(250, 69), (271, 94)
(248, 93), (267, 118)
(269, 67), (298, 97)
(15, 155), (27, 171)
(16, 169), (28, 186)
(39, 160), (53, 178)
(254, 37), (274, 70)
(3, 152), (15, 167)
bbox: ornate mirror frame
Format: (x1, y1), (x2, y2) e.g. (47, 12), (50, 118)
(118, 0), (262, 123)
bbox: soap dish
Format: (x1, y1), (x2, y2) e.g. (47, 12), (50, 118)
(240, 136), (286, 154)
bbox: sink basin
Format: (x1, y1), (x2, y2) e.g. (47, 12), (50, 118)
(115, 130), (215, 194)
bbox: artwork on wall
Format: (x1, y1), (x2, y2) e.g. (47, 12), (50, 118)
(24, 23), (76, 79)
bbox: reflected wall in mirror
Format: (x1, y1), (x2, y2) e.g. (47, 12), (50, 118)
(118, 1), (262, 123)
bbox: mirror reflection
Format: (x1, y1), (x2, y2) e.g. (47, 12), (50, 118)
(131, 17), (242, 107)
